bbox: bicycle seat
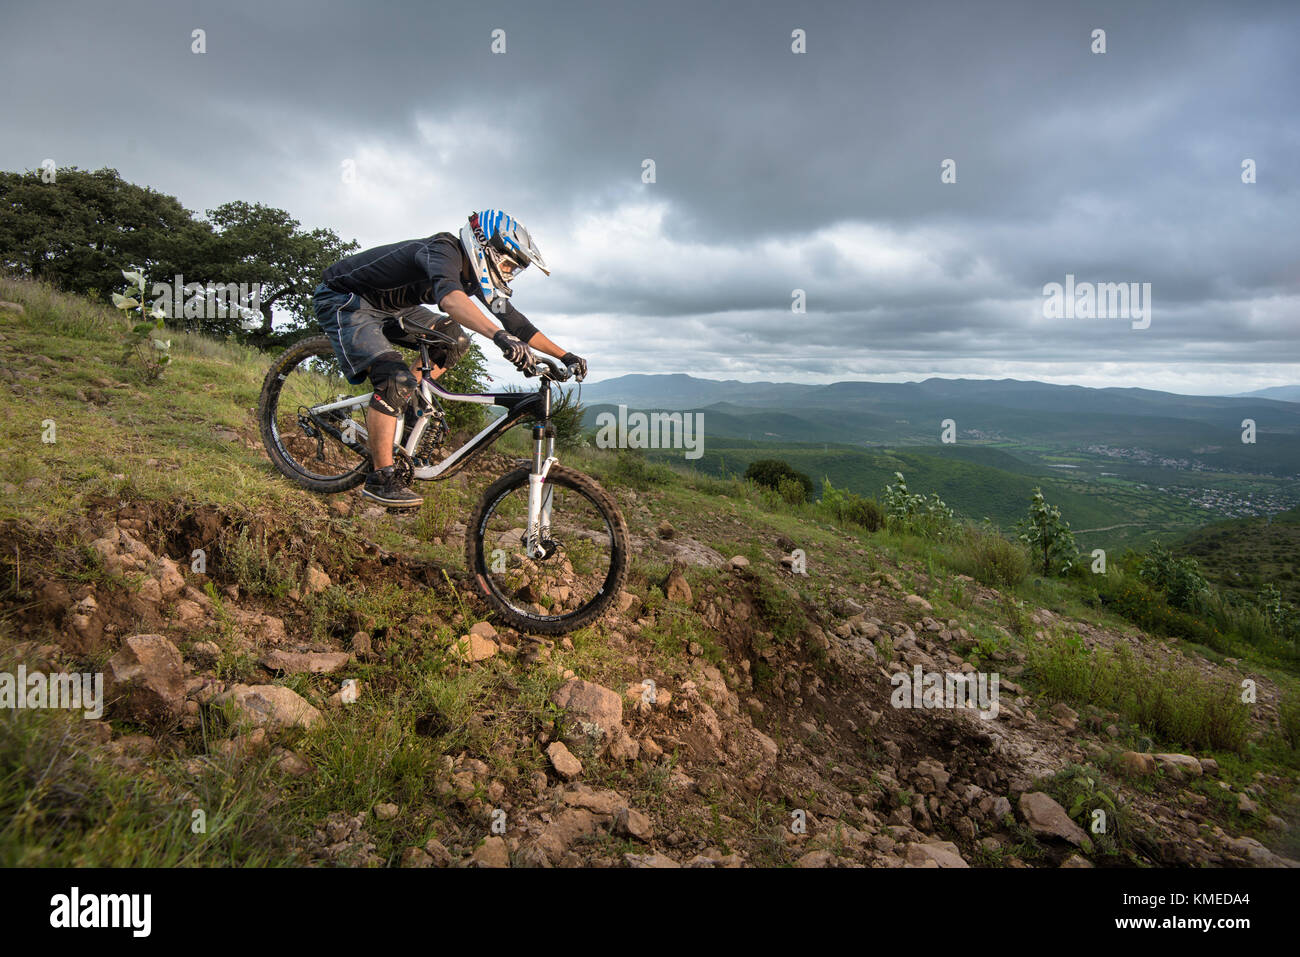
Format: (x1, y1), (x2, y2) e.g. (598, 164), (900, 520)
(384, 312), (458, 348)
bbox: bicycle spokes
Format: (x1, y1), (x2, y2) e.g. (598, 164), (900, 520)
(479, 479), (617, 619)
(272, 351), (369, 481)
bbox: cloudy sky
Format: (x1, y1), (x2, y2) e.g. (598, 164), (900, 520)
(3, 0), (1297, 393)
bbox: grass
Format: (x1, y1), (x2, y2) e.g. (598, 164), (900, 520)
(1026, 628), (1252, 753)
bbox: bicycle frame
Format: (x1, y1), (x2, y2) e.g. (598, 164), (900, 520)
(307, 336), (562, 558)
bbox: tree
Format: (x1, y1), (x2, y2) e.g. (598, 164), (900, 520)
(745, 459), (813, 501)
(203, 201), (358, 346)
(1018, 488), (1078, 576)
(0, 168), (359, 347)
(0, 167), (214, 302)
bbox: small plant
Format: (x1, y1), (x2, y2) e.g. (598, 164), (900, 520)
(819, 478), (884, 530)
(882, 472), (954, 540)
(1017, 488), (1077, 576)
(112, 269), (171, 382)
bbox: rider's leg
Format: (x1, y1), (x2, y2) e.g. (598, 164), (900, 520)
(367, 406), (396, 468)
(360, 355), (422, 507)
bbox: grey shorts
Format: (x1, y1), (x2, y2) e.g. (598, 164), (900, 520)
(313, 283), (470, 385)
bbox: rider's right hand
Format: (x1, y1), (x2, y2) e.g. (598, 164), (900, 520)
(493, 330), (536, 374)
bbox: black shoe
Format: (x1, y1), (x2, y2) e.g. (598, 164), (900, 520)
(361, 466), (423, 509)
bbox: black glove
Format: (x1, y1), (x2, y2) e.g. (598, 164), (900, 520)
(561, 352), (588, 382)
(493, 330), (535, 373)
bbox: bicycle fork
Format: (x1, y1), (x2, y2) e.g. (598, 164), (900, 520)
(526, 424), (557, 560)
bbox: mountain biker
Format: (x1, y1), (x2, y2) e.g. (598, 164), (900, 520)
(312, 210), (588, 509)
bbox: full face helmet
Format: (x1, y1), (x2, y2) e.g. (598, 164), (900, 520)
(460, 209), (550, 306)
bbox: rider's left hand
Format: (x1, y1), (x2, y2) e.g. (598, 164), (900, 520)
(561, 352), (588, 382)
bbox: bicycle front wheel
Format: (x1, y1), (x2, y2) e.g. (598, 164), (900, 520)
(465, 465), (629, 635)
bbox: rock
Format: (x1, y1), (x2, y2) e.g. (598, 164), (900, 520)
(625, 852), (680, 868)
(547, 741), (583, 780)
(0, 300), (25, 314)
(373, 803), (399, 821)
(350, 631), (373, 658)
(450, 633), (498, 662)
(260, 650), (351, 674)
(1154, 753), (1203, 778)
(729, 555), (750, 570)
(664, 563), (692, 604)
(1018, 792), (1089, 847)
(1050, 701), (1079, 731)
(795, 850), (835, 868)
(400, 847), (433, 868)
(105, 634), (186, 723)
(1238, 793), (1259, 815)
(561, 784), (624, 815)
(1061, 854), (1094, 868)
(277, 749), (312, 777)
(615, 807), (654, 841)
(220, 683), (322, 731)
(1199, 757), (1219, 775)
(154, 557), (186, 599)
(1117, 751), (1156, 776)
(468, 621), (498, 640)
(904, 595), (933, 612)
(304, 565), (331, 593)
(607, 732), (640, 762)
(218, 727), (267, 757)
(915, 758), (950, 792)
(137, 577), (163, 604)
(424, 838), (453, 867)
(656, 521), (675, 540)
(469, 836), (510, 868)
(552, 678), (624, 741)
(906, 841), (969, 868)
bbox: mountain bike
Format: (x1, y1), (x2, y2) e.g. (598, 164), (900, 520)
(256, 311), (628, 635)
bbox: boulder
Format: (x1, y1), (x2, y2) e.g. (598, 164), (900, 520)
(105, 634), (186, 723)
(260, 650), (351, 674)
(1018, 792), (1088, 847)
(906, 841), (969, 868)
(552, 678), (623, 741)
(1154, 753), (1203, 778)
(220, 683), (321, 731)
(1117, 751), (1156, 776)
(547, 741), (583, 780)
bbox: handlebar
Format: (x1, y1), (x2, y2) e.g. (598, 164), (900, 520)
(527, 355), (570, 382)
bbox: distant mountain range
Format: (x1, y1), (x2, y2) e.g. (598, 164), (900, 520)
(1230, 385), (1300, 402)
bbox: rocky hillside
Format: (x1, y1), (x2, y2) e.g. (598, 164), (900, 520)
(1, 278), (1297, 868)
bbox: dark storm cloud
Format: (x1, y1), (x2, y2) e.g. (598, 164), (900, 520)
(1, 0), (1297, 391)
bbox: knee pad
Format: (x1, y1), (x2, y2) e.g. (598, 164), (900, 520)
(367, 357), (417, 418)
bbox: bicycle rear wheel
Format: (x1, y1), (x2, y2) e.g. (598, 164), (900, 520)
(257, 335), (371, 493)
(465, 465), (629, 635)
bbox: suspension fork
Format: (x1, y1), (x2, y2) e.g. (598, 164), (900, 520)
(525, 400), (558, 559)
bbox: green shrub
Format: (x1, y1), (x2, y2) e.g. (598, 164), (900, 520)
(776, 475), (809, 505)
(957, 524), (1030, 587)
(1137, 542), (1208, 612)
(818, 478), (884, 530)
(745, 459), (813, 501)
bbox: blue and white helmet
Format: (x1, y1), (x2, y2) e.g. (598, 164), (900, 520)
(460, 209), (550, 306)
